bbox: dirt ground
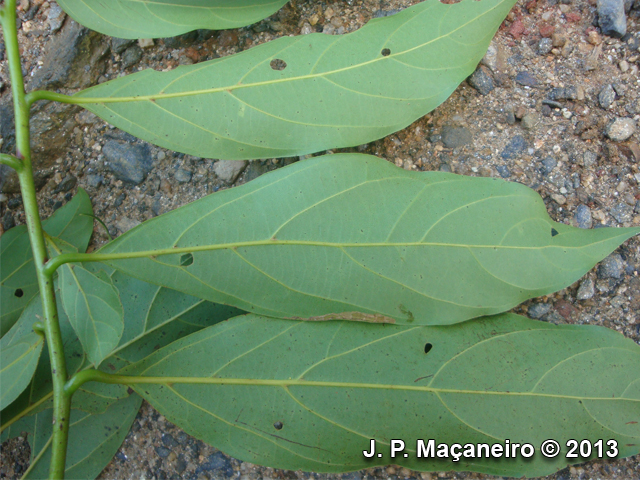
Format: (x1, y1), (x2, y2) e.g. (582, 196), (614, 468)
(1, 0), (639, 479)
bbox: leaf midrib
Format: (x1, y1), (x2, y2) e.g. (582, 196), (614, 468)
(132, 376), (640, 402)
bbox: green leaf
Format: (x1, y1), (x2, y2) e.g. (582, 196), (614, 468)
(56, 0), (289, 39)
(74, 0), (517, 159)
(0, 295), (44, 410)
(124, 313), (640, 477)
(2, 394), (142, 480)
(0, 189), (93, 335)
(59, 264), (124, 366)
(99, 154), (640, 325)
(1, 271), (242, 433)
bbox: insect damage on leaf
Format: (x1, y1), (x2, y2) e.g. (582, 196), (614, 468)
(286, 312), (396, 324)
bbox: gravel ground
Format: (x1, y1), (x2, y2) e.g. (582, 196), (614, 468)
(1, 0), (639, 479)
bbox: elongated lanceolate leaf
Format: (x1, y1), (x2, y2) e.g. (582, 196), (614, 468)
(59, 264), (124, 366)
(0, 295), (44, 410)
(125, 314), (640, 477)
(57, 0), (289, 39)
(74, 0), (517, 159)
(99, 154), (639, 325)
(1, 271), (242, 437)
(1, 394), (142, 480)
(0, 189), (93, 335)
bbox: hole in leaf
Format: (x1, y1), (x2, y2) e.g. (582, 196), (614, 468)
(424, 343), (433, 354)
(551, 228), (559, 237)
(180, 253), (194, 267)
(381, 48), (391, 56)
(270, 59), (287, 71)
(273, 421), (283, 430)
(14, 288), (24, 298)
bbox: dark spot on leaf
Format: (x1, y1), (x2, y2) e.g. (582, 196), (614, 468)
(180, 253), (194, 266)
(273, 421), (283, 430)
(14, 288), (24, 298)
(127, 387), (134, 395)
(551, 228), (559, 237)
(424, 343), (433, 354)
(270, 59), (287, 71)
(381, 48), (391, 56)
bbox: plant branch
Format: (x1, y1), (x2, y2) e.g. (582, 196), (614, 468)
(0, 153), (23, 170)
(1, 2), (71, 478)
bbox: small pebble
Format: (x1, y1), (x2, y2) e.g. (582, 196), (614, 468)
(213, 160), (248, 183)
(577, 278), (595, 300)
(174, 168), (192, 183)
(138, 38), (154, 48)
(537, 38), (553, 55)
(606, 118), (636, 142)
(598, 84), (616, 109)
(468, 66), (494, 95)
(575, 204), (593, 229)
(619, 60), (629, 72)
(598, 254), (624, 279)
(610, 202), (634, 223)
(496, 165), (510, 178)
(597, 0), (627, 38)
(440, 126), (472, 148)
(528, 303), (551, 319)
(541, 156), (557, 175)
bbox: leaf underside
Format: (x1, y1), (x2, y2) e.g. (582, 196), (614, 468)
(125, 313), (640, 477)
(56, 0), (290, 39)
(100, 154), (639, 325)
(1, 394), (142, 480)
(1, 270), (242, 441)
(0, 294), (44, 410)
(59, 263), (125, 367)
(0, 190), (93, 336)
(75, 0), (517, 159)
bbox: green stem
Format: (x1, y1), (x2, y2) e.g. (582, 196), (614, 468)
(1, 3), (71, 478)
(0, 153), (23, 170)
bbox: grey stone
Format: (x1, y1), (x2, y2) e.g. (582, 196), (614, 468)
(583, 150), (598, 167)
(575, 204), (593, 229)
(121, 45), (142, 69)
(161, 434), (179, 448)
(2, 211), (15, 231)
(540, 156), (557, 175)
(85, 174), (103, 188)
(496, 165), (511, 178)
(500, 135), (527, 160)
(515, 71), (538, 87)
(547, 86), (579, 102)
(577, 278), (595, 300)
(155, 446), (171, 459)
(162, 31), (199, 49)
(610, 202), (634, 223)
(598, 254), (624, 279)
(441, 126), (472, 149)
(103, 140), (153, 184)
(606, 118), (636, 141)
(29, 20), (109, 91)
(243, 161), (269, 182)
(46, 3), (66, 33)
(198, 452), (233, 476)
(597, 0), (627, 37)
(174, 168), (192, 183)
(598, 84), (616, 108)
(481, 43), (498, 71)
(529, 302), (552, 319)
(213, 160), (248, 183)
(54, 175), (77, 193)
(111, 37), (136, 54)
(468, 66), (495, 95)
(537, 38), (554, 55)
